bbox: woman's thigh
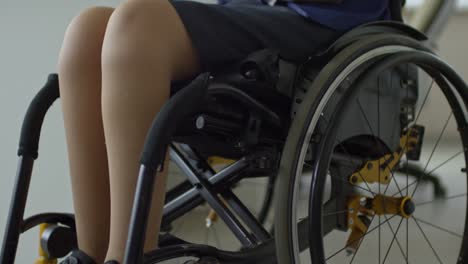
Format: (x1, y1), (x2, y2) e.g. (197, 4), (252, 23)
(170, 0), (340, 72)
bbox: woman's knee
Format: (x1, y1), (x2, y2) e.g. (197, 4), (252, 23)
(102, 0), (200, 79)
(59, 6), (114, 72)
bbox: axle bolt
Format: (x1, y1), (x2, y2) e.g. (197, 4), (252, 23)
(403, 199), (416, 216)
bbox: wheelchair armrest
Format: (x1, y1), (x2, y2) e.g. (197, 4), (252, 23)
(18, 74), (60, 159)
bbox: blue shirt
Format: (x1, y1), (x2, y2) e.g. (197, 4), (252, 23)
(219, 0), (391, 31)
(288, 0), (391, 31)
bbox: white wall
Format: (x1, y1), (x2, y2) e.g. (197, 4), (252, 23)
(0, 1), (467, 263)
(407, 0), (468, 9)
(0, 2), (121, 263)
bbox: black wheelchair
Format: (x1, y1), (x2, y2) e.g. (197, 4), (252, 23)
(2, 1), (468, 263)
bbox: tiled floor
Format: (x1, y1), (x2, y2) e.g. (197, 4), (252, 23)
(164, 141), (466, 264)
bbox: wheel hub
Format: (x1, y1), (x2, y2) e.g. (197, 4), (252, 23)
(371, 195), (415, 218)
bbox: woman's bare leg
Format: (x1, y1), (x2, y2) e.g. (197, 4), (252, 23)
(101, 0), (200, 261)
(58, 6), (114, 263)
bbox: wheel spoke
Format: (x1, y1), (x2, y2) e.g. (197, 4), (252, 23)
(411, 112), (453, 197)
(425, 149), (464, 177)
(317, 114), (376, 197)
(356, 98), (403, 197)
(323, 209), (349, 217)
(336, 143), (376, 196)
(416, 193), (467, 207)
(413, 216), (464, 239)
(413, 80), (435, 125)
(349, 216), (376, 264)
(326, 215), (397, 261)
(412, 217), (443, 264)
(393, 149), (463, 197)
(382, 217), (406, 263)
(405, 70), (410, 264)
(406, 218), (409, 263)
(384, 79), (436, 198)
(304, 161), (377, 196)
(404, 72), (410, 263)
(378, 77), (381, 264)
(379, 215), (382, 264)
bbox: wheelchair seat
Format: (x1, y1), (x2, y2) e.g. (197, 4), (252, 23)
(171, 21), (426, 160)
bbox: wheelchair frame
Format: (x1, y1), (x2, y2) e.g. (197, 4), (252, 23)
(0, 70), (280, 264)
(3, 4), (468, 262)
(0, 22), (421, 264)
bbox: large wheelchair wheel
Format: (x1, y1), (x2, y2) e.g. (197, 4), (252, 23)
(275, 33), (468, 263)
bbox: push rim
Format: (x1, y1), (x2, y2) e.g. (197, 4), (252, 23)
(292, 50), (468, 263)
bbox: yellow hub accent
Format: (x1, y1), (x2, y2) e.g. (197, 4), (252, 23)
(346, 196), (373, 255)
(207, 156), (235, 169)
(347, 195), (415, 224)
(349, 127), (420, 185)
(346, 194), (415, 253)
(372, 194), (414, 218)
(34, 223), (57, 264)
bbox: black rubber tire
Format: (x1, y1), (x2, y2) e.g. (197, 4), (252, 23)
(274, 33), (436, 264)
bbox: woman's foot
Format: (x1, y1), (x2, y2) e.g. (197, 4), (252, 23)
(59, 249), (96, 264)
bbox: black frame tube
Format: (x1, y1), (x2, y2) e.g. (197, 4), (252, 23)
(170, 144), (271, 242)
(144, 239), (277, 264)
(124, 74), (211, 264)
(123, 165), (158, 264)
(0, 157), (34, 264)
(170, 144), (256, 246)
(0, 74), (59, 264)
(222, 189), (271, 242)
(163, 155), (250, 225)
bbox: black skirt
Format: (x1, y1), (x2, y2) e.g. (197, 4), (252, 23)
(170, 0), (340, 72)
